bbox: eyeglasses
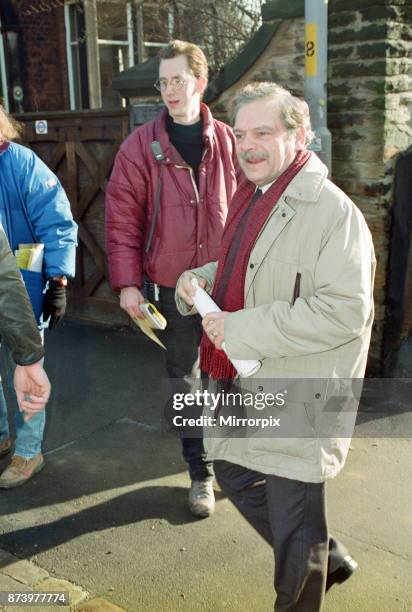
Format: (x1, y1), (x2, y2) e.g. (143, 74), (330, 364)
(154, 77), (187, 92)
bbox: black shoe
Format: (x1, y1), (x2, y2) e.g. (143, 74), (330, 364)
(326, 555), (358, 592)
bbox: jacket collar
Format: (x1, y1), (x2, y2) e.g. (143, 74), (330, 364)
(282, 152), (328, 203)
(154, 102), (214, 163)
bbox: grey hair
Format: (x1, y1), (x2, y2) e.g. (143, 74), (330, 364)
(231, 82), (314, 146)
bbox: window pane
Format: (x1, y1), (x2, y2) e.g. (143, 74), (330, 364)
(99, 44), (129, 108)
(69, 2), (84, 44)
(142, 3), (172, 45)
(97, 1), (128, 41)
(67, 3), (89, 109)
(70, 45), (82, 108)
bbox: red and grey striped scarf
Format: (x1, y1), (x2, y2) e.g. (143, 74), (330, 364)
(200, 150), (311, 380)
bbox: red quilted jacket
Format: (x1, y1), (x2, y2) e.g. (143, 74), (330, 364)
(105, 103), (240, 290)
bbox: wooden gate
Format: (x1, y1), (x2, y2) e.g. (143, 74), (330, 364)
(15, 109), (130, 326)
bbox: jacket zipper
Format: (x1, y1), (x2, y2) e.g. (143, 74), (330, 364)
(175, 163), (199, 203)
(188, 167), (200, 203)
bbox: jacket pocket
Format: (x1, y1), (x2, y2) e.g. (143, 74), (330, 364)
(20, 268), (45, 323)
(303, 401), (317, 433)
(263, 259), (299, 304)
(245, 399), (317, 462)
(292, 272), (301, 304)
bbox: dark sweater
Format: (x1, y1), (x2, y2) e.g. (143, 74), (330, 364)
(166, 114), (203, 186)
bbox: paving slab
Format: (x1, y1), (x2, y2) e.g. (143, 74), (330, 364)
(1, 558), (49, 587)
(76, 599), (126, 612)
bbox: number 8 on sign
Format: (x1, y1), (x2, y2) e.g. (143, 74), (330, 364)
(305, 23), (317, 77)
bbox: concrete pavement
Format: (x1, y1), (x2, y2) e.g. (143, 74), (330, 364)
(0, 321), (411, 611)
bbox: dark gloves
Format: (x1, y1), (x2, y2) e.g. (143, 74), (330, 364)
(42, 280), (67, 329)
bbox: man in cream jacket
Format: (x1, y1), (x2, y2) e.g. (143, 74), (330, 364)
(176, 83), (375, 611)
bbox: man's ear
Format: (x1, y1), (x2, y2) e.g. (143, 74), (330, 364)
(295, 125), (307, 151)
(196, 76), (208, 96)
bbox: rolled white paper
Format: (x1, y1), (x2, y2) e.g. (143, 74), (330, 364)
(191, 277), (261, 378)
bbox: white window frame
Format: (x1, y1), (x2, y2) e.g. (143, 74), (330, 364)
(64, 2), (77, 110)
(97, 2), (134, 68)
(140, 2), (174, 56)
(65, 0), (134, 109)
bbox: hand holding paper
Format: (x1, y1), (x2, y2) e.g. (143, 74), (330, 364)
(177, 271), (207, 306)
(190, 278), (261, 378)
(132, 302), (167, 349)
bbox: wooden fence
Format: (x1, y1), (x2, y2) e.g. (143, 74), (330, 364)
(15, 109), (130, 326)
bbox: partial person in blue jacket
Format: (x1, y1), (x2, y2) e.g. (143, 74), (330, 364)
(0, 105), (77, 488)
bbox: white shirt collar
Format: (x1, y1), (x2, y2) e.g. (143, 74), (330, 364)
(256, 180), (276, 195)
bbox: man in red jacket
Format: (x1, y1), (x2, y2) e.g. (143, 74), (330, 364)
(105, 40), (239, 517)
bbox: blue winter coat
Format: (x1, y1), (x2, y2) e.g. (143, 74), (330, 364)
(0, 141), (78, 321)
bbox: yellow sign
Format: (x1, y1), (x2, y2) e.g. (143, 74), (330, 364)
(305, 23), (317, 77)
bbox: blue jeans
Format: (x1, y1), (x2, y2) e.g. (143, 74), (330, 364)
(0, 332), (45, 459)
(159, 286), (214, 482)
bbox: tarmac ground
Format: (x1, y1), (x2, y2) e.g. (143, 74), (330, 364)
(0, 321), (411, 612)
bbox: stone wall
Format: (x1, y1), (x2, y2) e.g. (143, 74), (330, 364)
(210, 19), (305, 117)
(328, 0), (412, 372)
(210, 1), (412, 374)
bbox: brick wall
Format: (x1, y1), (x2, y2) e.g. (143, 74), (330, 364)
(10, 3), (69, 111)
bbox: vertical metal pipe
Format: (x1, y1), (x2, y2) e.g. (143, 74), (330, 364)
(304, 0), (332, 173)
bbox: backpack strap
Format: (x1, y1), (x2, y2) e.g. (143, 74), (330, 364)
(145, 141), (165, 254)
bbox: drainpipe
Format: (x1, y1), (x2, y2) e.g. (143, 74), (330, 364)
(304, 0), (332, 174)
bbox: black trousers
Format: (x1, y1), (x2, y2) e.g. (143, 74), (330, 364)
(214, 460), (348, 612)
(159, 286), (213, 481)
